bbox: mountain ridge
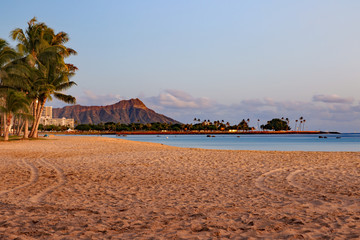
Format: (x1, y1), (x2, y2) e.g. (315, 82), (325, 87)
(52, 98), (180, 125)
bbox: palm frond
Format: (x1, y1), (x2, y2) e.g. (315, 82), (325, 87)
(55, 81), (77, 91)
(10, 29), (27, 43)
(28, 17), (38, 26)
(53, 92), (76, 104)
(52, 32), (69, 45)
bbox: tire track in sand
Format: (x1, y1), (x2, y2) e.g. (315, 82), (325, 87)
(29, 157), (67, 204)
(0, 159), (39, 197)
(286, 168), (360, 208)
(255, 168), (299, 201)
(256, 167), (360, 211)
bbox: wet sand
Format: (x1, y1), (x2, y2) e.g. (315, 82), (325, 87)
(1, 136), (359, 239)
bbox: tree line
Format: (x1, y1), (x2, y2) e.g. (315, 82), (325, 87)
(72, 117), (304, 132)
(0, 18), (77, 140)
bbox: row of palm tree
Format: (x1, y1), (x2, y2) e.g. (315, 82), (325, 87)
(193, 117), (307, 131)
(0, 17), (77, 140)
(294, 117), (306, 131)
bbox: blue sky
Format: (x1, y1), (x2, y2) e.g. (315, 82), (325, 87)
(1, 1), (360, 132)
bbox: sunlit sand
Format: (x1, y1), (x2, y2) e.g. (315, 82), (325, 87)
(1, 136), (359, 239)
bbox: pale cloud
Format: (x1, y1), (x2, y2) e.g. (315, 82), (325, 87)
(313, 94), (354, 104)
(77, 90), (124, 106)
(147, 89), (213, 109)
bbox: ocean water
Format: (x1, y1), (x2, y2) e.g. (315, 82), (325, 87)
(107, 133), (360, 152)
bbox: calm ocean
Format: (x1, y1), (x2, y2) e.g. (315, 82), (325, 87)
(106, 133), (360, 152)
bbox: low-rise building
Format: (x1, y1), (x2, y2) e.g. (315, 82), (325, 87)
(40, 106), (74, 128)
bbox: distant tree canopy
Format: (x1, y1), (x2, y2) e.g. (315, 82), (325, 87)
(261, 118), (291, 131)
(237, 119), (250, 131)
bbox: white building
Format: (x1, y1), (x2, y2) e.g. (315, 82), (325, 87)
(40, 106), (74, 128)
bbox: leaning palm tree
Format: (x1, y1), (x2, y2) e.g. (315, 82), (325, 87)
(0, 39), (18, 137)
(28, 62), (77, 138)
(0, 90), (30, 140)
(11, 18), (77, 138)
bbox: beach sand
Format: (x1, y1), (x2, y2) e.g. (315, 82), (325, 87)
(0, 136), (359, 239)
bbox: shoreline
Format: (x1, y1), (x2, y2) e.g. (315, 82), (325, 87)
(43, 130), (341, 135)
(1, 136), (359, 238)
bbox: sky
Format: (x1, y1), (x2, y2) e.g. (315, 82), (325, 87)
(1, 1), (360, 132)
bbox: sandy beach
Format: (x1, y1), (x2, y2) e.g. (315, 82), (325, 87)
(0, 136), (359, 239)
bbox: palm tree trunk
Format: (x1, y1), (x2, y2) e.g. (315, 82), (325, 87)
(28, 100), (37, 137)
(24, 101), (34, 139)
(23, 119), (29, 139)
(13, 115), (19, 136)
(3, 113), (10, 141)
(17, 120), (25, 136)
(29, 100), (39, 138)
(29, 99), (45, 138)
(0, 113), (3, 137)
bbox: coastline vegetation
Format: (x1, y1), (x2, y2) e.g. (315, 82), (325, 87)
(0, 18), (77, 140)
(70, 117), (294, 133)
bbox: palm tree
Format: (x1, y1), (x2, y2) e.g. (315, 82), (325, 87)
(0, 90), (30, 140)
(302, 119), (306, 131)
(298, 117), (303, 131)
(1, 57), (36, 138)
(28, 62), (77, 138)
(11, 18), (77, 138)
(0, 39), (18, 137)
(257, 119), (260, 131)
(295, 119), (298, 131)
